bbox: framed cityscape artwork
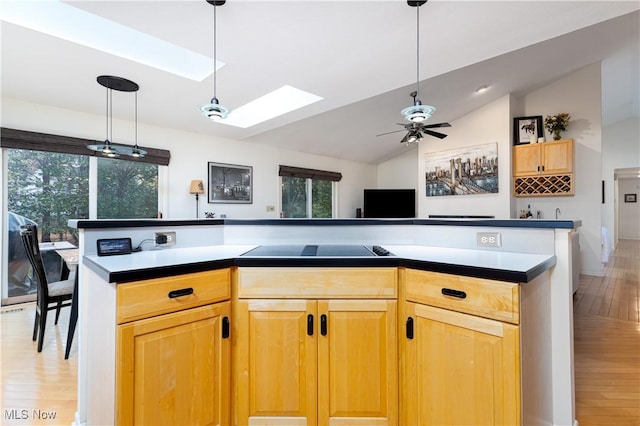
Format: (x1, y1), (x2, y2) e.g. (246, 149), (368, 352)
(425, 143), (499, 197)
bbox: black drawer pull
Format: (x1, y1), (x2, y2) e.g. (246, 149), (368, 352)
(307, 314), (314, 336)
(441, 288), (467, 299)
(168, 287), (194, 298)
(222, 317), (230, 339)
(320, 314), (327, 336)
(406, 317), (414, 340)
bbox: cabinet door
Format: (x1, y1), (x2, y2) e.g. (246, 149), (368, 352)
(513, 144), (541, 176)
(318, 300), (398, 426)
(541, 139), (573, 174)
(116, 302), (231, 426)
(402, 302), (520, 426)
(235, 299), (317, 426)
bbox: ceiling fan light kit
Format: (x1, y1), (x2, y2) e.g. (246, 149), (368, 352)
(376, 0), (451, 145)
(87, 75), (147, 159)
(199, 0), (230, 121)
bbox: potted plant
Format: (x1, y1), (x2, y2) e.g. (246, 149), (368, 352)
(544, 113), (571, 140)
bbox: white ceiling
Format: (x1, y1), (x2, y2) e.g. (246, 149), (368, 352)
(1, 1), (638, 164)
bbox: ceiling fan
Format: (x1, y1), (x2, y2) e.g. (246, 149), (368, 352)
(376, 92), (451, 143)
(377, 0), (451, 144)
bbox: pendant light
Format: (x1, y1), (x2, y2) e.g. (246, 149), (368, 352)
(401, 1), (436, 123)
(87, 75), (147, 158)
(199, 0), (230, 121)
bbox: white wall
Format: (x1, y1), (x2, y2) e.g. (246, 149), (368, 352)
(376, 146), (418, 190)
(602, 117), (640, 243)
(518, 63), (603, 276)
(1, 98), (376, 219)
(618, 177), (640, 239)
(417, 95), (513, 219)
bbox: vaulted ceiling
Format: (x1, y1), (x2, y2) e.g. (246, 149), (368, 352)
(1, 1), (638, 164)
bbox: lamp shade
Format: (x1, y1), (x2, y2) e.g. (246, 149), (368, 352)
(189, 180), (205, 194)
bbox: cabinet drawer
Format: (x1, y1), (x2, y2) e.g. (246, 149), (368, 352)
(117, 269), (230, 324)
(236, 267), (397, 298)
(403, 269), (519, 324)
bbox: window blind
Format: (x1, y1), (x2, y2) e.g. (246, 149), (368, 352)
(1, 127), (170, 166)
(278, 165), (342, 182)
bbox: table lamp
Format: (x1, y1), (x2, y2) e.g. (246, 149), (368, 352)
(189, 180), (205, 218)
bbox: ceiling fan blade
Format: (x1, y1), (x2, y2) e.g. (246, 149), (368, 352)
(376, 129), (406, 137)
(423, 129), (448, 139)
(421, 122), (451, 129)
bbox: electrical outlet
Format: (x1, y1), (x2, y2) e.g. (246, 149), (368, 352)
(155, 231), (176, 246)
(477, 232), (501, 248)
(266, 205), (275, 212)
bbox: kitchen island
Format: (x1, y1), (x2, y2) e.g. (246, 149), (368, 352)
(70, 218), (579, 426)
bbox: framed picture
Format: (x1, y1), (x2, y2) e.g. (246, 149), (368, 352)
(425, 142), (499, 197)
(207, 162), (253, 204)
(624, 193), (637, 203)
(513, 115), (543, 145)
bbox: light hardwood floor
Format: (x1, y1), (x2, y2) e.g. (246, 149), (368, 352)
(573, 239), (640, 426)
(1, 241), (638, 425)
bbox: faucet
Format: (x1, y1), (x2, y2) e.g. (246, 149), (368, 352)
(555, 208), (561, 219)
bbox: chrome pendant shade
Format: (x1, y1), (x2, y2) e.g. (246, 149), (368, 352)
(87, 75), (147, 158)
(199, 0), (230, 121)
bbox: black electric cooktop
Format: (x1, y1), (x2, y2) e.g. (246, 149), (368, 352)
(240, 244), (392, 257)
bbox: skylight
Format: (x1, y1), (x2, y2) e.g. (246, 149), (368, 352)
(220, 85), (323, 128)
(0, 0), (219, 81)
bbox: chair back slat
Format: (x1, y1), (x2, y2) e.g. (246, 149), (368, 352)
(20, 224), (50, 299)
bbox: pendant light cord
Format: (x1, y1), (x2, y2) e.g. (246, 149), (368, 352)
(213, 4), (218, 100)
(109, 87), (113, 142)
(105, 87), (109, 141)
(415, 5), (420, 101)
(135, 91), (138, 147)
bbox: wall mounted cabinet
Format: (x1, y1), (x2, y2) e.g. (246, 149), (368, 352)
(513, 139), (574, 196)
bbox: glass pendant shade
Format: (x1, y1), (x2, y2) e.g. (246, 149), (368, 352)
(199, 97), (229, 120)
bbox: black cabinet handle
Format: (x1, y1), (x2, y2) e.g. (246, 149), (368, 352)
(222, 316), (230, 339)
(541, 165), (545, 172)
(320, 314), (327, 336)
(441, 288), (467, 299)
(406, 317), (414, 340)
(168, 287), (194, 298)
(307, 314), (314, 336)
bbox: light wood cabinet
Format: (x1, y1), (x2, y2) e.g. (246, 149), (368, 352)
(400, 269), (521, 426)
(513, 139), (574, 196)
(513, 139), (573, 177)
(115, 270), (231, 426)
(234, 268), (398, 426)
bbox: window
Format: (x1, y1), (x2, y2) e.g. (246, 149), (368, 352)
(279, 165), (341, 218)
(97, 157), (158, 218)
(2, 127), (169, 304)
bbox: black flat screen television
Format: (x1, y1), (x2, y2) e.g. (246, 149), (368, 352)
(363, 189), (416, 218)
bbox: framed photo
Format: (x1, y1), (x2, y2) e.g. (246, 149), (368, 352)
(207, 162), (253, 204)
(513, 115), (543, 145)
(624, 193), (637, 203)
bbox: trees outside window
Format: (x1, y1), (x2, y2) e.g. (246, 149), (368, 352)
(281, 176), (333, 218)
(5, 149), (158, 302)
(97, 158), (158, 219)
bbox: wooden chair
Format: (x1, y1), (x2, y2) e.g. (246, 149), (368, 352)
(19, 224), (74, 353)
